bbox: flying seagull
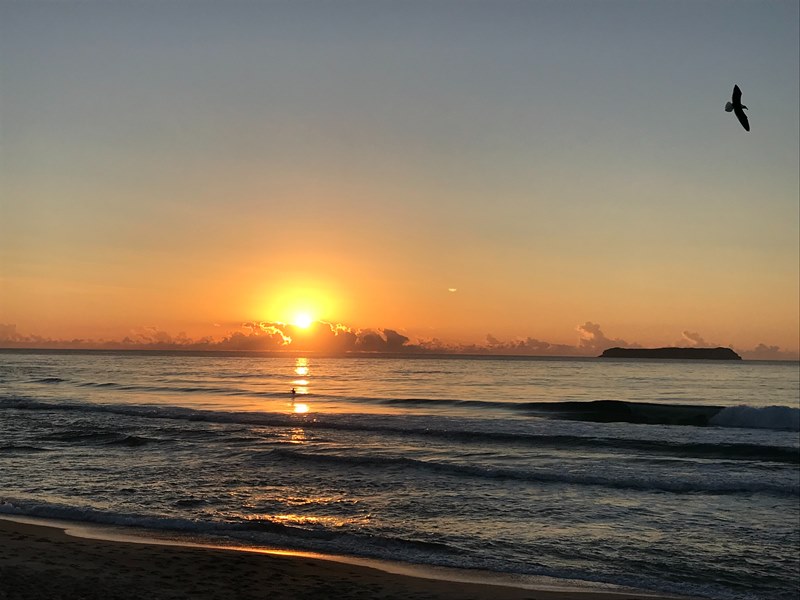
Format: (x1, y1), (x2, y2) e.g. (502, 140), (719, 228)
(725, 84), (750, 131)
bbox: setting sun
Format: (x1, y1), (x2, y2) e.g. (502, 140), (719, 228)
(293, 313), (313, 329)
(255, 280), (345, 332)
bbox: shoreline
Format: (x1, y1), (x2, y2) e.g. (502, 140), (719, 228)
(0, 516), (695, 600)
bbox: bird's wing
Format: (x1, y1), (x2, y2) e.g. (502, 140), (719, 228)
(734, 106), (750, 131)
(732, 85), (742, 104)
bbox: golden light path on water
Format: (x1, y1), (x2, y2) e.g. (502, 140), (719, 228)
(294, 359), (309, 377)
(291, 357), (311, 414)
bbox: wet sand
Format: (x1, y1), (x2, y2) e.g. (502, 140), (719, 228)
(0, 518), (693, 600)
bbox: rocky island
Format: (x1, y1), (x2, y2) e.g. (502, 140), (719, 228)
(600, 347), (742, 360)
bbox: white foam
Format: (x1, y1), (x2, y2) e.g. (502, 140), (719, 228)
(710, 405), (800, 431)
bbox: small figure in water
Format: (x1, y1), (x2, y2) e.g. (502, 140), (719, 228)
(291, 387), (296, 398)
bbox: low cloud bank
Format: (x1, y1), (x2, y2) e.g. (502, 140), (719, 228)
(738, 343), (797, 361)
(0, 322), (796, 360)
(0, 321), (413, 354)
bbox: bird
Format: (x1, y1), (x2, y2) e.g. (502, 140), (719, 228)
(725, 84), (750, 131)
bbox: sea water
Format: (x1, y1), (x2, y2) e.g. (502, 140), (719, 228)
(0, 350), (798, 599)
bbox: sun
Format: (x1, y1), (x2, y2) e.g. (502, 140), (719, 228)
(256, 280), (343, 329)
(292, 313), (313, 329)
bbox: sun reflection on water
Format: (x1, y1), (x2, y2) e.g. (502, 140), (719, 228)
(270, 514), (359, 527)
(290, 357), (312, 413)
(242, 511), (366, 529)
(289, 428), (307, 444)
(290, 357), (310, 397)
(294, 358), (309, 377)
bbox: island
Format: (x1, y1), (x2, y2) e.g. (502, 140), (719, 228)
(599, 347), (742, 360)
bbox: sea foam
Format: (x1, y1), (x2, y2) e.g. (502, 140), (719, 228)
(709, 405), (800, 431)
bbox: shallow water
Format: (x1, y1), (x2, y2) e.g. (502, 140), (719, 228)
(1, 350), (798, 599)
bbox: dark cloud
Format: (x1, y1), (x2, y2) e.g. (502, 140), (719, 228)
(356, 329), (411, 352)
(208, 321), (410, 353)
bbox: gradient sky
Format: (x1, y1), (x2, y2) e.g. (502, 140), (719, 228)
(1, 0), (798, 355)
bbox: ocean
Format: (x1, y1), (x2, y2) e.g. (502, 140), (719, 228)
(1, 350), (798, 599)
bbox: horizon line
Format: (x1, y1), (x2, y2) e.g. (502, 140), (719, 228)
(2, 346), (798, 362)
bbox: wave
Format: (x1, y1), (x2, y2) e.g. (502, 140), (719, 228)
(21, 373), (799, 432)
(357, 397), (800, 431)
(257, 447), (799, 497)
(31, 377), (67, 384)
(710, 405), (800, 431)
(37, 427), (162, 447)
(0, 498), (784, 600)
(77, 381), (251, 396)
(519, 400), (722, 426)
(2, 396), (797, 464)
(0, 444), (50, 453)
(0, 498), (464, 560)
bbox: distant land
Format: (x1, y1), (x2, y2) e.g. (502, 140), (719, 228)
(600, 347), (742, 360)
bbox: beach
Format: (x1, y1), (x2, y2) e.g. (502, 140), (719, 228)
(0, 518), (686, 600)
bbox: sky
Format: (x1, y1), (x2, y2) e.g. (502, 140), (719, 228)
(1, 0), (798, 358)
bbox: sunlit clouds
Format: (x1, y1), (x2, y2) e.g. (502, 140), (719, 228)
(1, 321), (795, 360)
(576, 322), (633, 354)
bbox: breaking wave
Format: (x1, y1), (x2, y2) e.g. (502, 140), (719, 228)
(710, 405), (800, 431)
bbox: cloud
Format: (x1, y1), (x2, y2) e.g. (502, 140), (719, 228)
(284, 321), (356, 352)
(1, 322), (796, 360)
(241, 322), (293, 346)
(465, 334), (581, 356)
(355, 328), (411, 352)
(0, 323), (49, 345)
(214, 321), (411, 353)
(680, 330), (711, 347)
(0, 323), (25, 342)
(739, 343), (799, 361)
(128, 326), (192, 346)
(576, 321), (632, 353)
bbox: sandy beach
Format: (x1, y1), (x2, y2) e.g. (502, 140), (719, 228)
(0, 518), (694, 600)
